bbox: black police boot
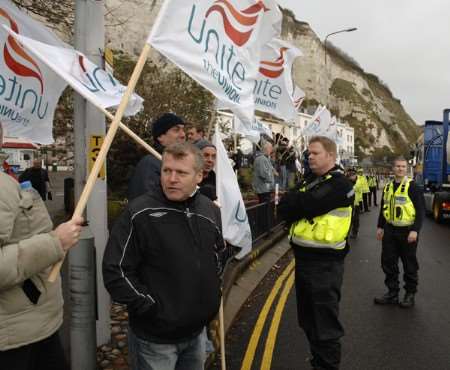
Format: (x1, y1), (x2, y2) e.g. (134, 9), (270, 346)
(374, 291), (399, 305)
(399, 293), (415, 308)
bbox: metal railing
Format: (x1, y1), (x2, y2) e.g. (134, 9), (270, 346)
(246, 200), (285, 244)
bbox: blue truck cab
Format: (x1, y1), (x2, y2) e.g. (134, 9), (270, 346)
(416, 110), (450, 222)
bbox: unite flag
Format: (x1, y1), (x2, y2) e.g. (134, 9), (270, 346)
(303, 105), (332, 137)
(0, 0), (67, 144)
(213, 125), (252, 259)
(148, 0), (282, 125)
(255, 38), (302, 121)
(3, 27), (144, 119)
(233, 115), (272, 143)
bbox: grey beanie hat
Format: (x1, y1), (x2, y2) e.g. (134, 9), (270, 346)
(195, 139), (216, 151)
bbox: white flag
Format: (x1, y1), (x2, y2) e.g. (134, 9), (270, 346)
(0, 1), (68, 143)
(148, 0), (281, 125)
(303, 105), (332, 137)
(234, 115), (272, 143)
(213, 124), (252, 259)
(254, 39), (302, 121)
(3, 27), (144, 118)
(335, 121), (344, 145)
(327, 116), (339, 142)
(292, 85), (305, 110)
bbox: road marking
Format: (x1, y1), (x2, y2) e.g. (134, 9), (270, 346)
(240, 259), (295, 370)
(261, 271), (295, 370)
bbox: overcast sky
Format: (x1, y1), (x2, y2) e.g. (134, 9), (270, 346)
(277, 0), (450, 125)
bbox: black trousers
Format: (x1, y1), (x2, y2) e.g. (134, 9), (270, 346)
(362, 193), (369, 212)
(368, 187), (378, 206)
(293, 250), (345, 370)
(381, 225), (419, 294)
(0, 331), (67, 370)
(257, 192), (271, 204)
(257, 192), (272, 234)
(350, 206), (360, 236)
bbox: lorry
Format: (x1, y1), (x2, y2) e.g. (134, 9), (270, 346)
(413, 109), (450, 223)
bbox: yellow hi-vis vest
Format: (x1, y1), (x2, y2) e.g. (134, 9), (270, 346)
(382, 178), (416, 227)
(289, 175), (352, 250)
(354, 176), (364, 205)
(361, 175), (370, 193)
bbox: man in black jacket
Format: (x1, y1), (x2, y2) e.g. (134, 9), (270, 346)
(127, 113), (186, 201)
(279, 136), (354, 370)
(103, 143), (228, 370)
(19, 159), (50, 200)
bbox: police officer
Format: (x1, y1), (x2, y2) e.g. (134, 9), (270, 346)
(346, 168), (361, 239)
(374, 157), (425, 308)
(368, 173), (379, 207)
(279, 136), (354, 370)
(359, 169), (370, 212)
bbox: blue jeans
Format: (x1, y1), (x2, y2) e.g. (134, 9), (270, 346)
(128, 328), (206, 370)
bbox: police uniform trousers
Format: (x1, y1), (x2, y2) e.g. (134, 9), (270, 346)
(368, 187), (378, 207)
(381, 224), (419, 294)
(293, 248), (345, 370)
(350, 206), (360, 237)
(362, 193), (369, 212)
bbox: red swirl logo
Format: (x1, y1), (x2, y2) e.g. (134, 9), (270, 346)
(294, 95), (304, 109)
(259, 47), (288, 78)
(205, 0), (269, 47)
(0, 8), (44, 94)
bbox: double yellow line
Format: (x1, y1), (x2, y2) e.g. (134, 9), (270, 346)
(240, 259), (295, 370)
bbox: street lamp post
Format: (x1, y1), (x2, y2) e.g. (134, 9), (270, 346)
(324, 27), (357, 66)
(323, 27), (357, 105)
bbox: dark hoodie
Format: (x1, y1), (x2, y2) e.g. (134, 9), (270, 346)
(127, 142), (164, 201)
(103, 186), (229, 343)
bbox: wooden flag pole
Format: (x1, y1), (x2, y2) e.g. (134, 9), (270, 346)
(104, 112), (161, 161)
(206, 108), (217, 140)
(213, 123), (226, 370)
(48, 44), (152, 282)
(219, 298), (227, 370)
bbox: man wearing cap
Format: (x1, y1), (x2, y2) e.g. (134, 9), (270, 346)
(195, 140), (217, 201)
(128, 113), (186, 201)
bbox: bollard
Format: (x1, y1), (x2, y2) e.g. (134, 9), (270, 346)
(64, 177), (75, 214)
(69, 226), (97, 370)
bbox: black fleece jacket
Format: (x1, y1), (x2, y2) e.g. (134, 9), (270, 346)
(278, 167), (354, 260)
(103, 186), (228, 343)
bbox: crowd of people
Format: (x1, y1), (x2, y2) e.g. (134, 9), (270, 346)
(0, 114), (425, 370)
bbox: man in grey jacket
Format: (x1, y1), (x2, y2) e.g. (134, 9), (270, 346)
(252, 141), (275, 203)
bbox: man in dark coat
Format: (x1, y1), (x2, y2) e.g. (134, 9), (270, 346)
(127, 113), (185, 201)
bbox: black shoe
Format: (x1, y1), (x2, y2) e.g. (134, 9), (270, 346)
(374, 291), (399, 305)
(399, 293), (415, 308)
